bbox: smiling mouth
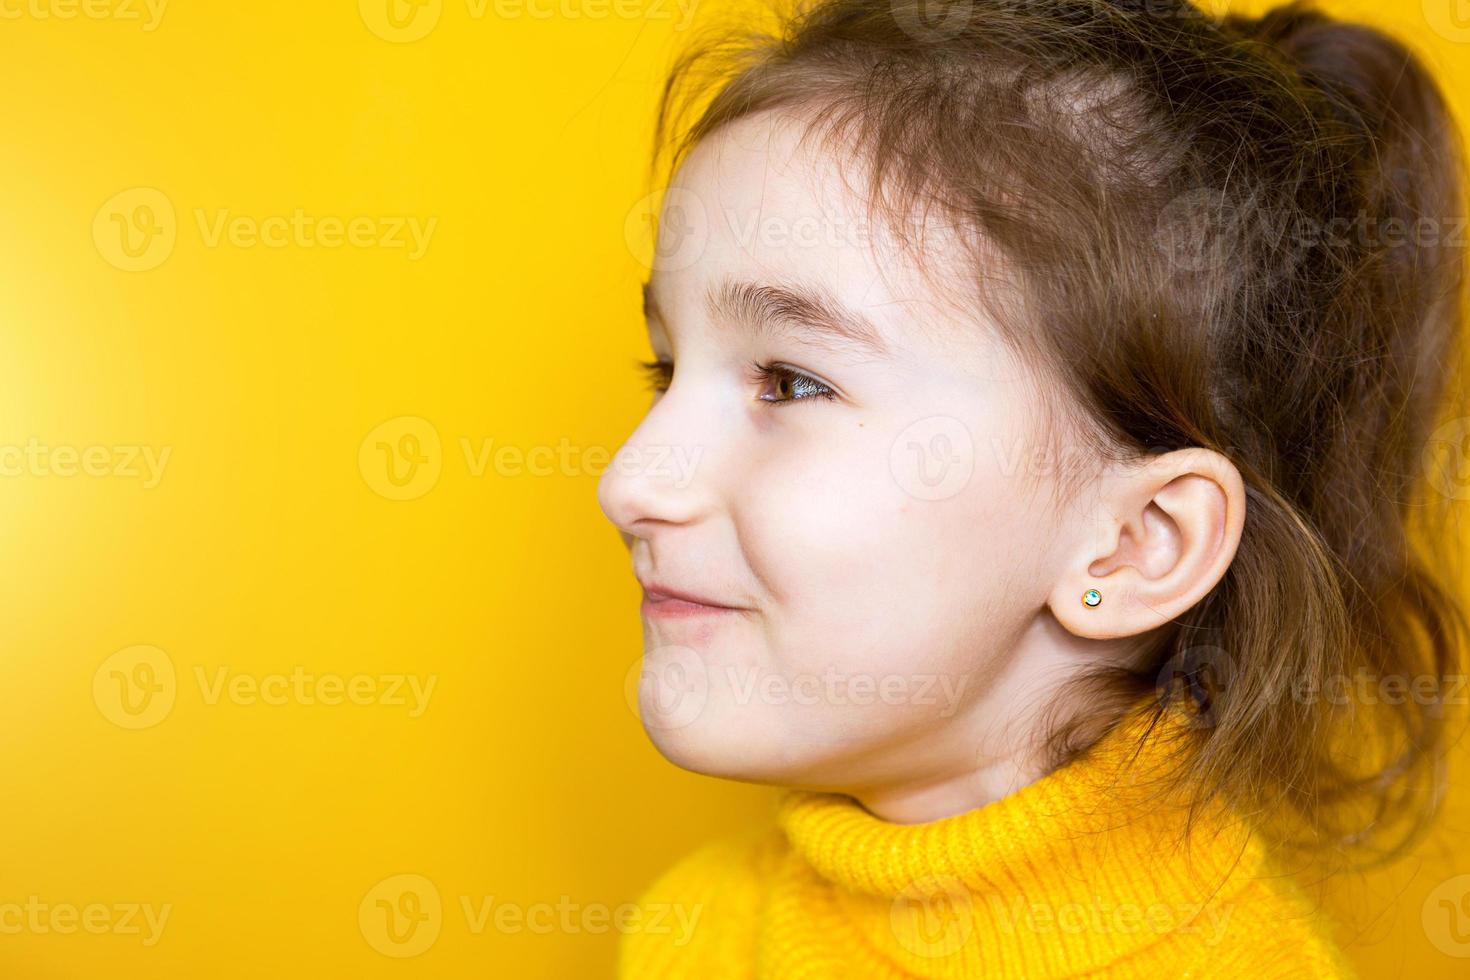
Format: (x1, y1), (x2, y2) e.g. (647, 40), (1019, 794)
(639, 585), (748, 619)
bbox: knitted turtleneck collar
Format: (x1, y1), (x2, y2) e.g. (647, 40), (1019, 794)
(771, 699), (1268, 977)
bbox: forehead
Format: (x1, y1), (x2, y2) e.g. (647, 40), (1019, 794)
(649, 110), (979, 360)
(672, 111), (872, 269)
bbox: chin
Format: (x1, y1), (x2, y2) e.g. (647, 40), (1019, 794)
(640, 708), (853, 790)
(640, 709), (783, 783)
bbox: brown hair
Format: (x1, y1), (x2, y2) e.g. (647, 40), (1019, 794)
(647, 0), (1470, 868)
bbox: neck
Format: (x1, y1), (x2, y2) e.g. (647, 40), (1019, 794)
(817, 614), (1122, 823)
(846, 748), (1049, 824)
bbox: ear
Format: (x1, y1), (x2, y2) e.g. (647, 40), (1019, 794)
(1048, 448), (1246, 641)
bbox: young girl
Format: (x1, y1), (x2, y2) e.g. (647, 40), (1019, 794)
(598, 0), (1470, 975)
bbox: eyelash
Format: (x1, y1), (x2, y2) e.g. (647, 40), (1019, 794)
(749, 360), (838, 405)
(636, 358), (837, 406)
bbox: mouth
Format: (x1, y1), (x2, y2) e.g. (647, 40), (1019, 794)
(639, 581), (749, 619)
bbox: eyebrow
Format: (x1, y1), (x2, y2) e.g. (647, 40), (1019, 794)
(641, 276), (889, 359)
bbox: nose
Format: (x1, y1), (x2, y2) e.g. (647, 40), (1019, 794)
(597, 393), (714, 543)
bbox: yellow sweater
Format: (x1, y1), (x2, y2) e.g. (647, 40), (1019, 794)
(618, 700), (1358, 978)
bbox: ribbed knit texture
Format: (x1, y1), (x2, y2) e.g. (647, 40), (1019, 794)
(618, 699), (1358, 978)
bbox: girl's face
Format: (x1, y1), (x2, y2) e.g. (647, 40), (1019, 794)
(599, 110), (1088, 806)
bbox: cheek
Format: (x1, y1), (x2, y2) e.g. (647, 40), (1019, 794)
(735, 424), (1029, 676)
(748, 417), (1061, 669)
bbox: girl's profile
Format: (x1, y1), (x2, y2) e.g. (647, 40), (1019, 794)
(599, 0), (1470, 975)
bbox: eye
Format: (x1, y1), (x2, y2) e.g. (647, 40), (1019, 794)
(749, 361), (837, 405)
(639, 358), (672, 394)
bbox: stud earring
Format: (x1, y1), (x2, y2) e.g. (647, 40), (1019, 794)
(1082, 589), (1102, 607)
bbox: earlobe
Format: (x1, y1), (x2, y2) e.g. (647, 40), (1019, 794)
(1052, 577), (1134, 641)
(1049, 448), (1245, 642)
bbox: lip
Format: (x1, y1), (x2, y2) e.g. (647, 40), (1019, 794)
(639, 581), (748, 619)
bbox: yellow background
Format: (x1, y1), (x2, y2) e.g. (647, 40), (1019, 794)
(1, 0), (1467, 976)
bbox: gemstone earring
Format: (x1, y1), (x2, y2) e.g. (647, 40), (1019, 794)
(1082, 589), (1102, 608)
